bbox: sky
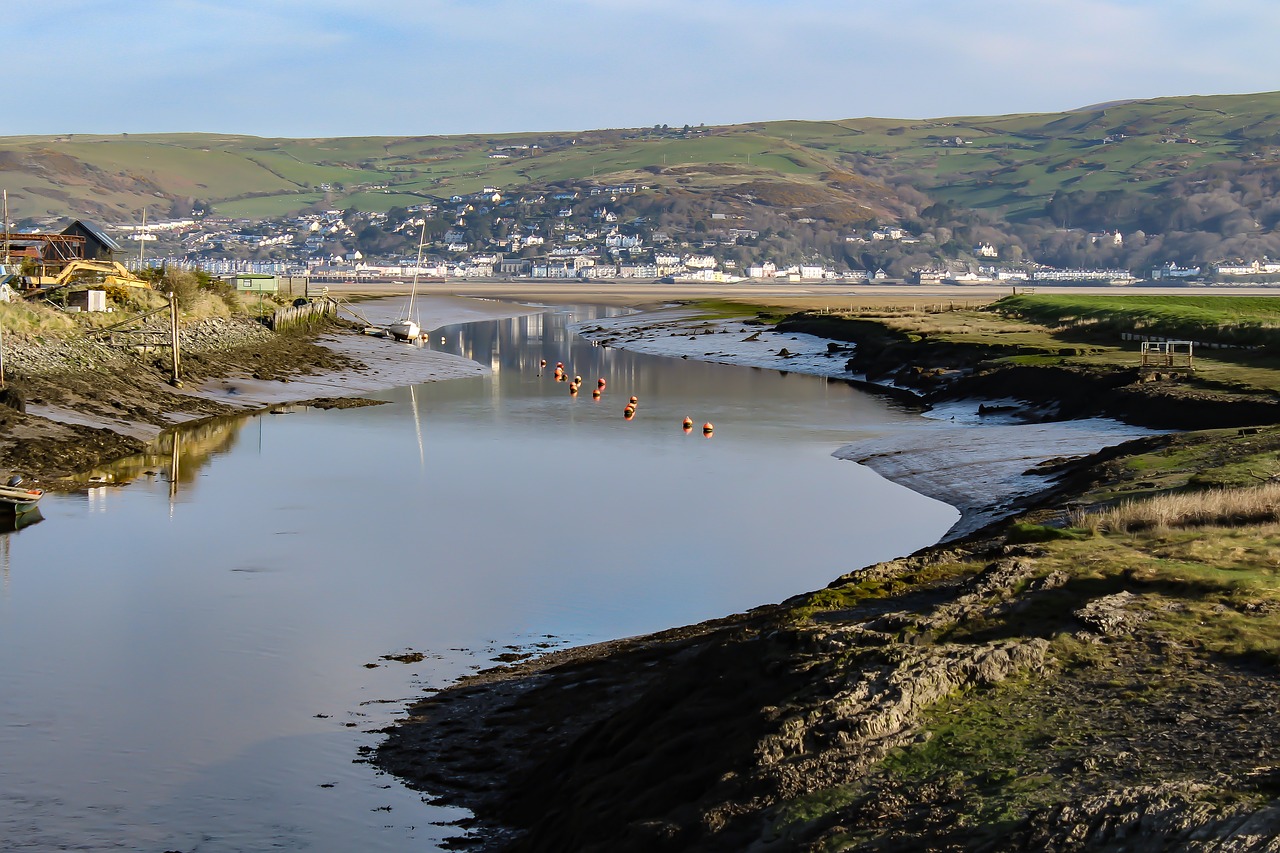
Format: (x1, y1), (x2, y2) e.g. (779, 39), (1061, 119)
(12, 0), (1280, 138)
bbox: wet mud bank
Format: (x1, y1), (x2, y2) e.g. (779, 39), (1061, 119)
(376, 428), (1280, 851)
(0, 319), (361, 484)
(0, 297), (524, 487)
(777, 313), (1280, 430)
(377, 307), (1280, 852)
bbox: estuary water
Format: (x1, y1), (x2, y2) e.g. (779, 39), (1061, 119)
(0, 303), (957, 852)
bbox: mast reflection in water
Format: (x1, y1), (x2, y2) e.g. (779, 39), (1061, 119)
(0, 304), (956, 852)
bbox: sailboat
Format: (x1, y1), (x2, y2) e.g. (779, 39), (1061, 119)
(388, 222), (427, 341)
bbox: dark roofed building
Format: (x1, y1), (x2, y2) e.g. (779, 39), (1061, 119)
(61, 220), (121, 261)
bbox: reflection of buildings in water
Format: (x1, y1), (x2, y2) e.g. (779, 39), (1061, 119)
(439, 305), (630, 377)
(88, 486), (110, 514)
(77, 414), (254, 511)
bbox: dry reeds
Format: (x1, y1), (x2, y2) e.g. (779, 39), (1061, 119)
(1073, 483), (1280, 533)
(0, 300), (77, 337)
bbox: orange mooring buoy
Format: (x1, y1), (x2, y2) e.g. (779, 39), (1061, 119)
(624, 409), (635, 420)
(570, 384), (579, 395)
(703, 422), (714, 436)
(682, 417), (693, 429)
(597, 378), (606, 388)
(592, 388), (601, 398)
(629, 396), (638, 405)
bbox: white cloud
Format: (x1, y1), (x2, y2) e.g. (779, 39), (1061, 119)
(9, 0), (1280, 135)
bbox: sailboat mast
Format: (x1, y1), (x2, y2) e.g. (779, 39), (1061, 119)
(408, 220), (427, 320)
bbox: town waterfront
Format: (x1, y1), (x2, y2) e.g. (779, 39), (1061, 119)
(0, 305), (958, 852)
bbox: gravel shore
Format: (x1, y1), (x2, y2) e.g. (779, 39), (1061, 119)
(0, 297), (536, 485)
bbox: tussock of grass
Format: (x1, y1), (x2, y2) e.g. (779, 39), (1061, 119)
(182, 290), (237, 321)
(1074, 483), (1280, 533)
(0, 300), (78, 336)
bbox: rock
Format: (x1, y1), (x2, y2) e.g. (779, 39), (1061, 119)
(0, 386), (24, 413)
(1076, 591), (1150, 636)
(1018, 782), (1280, 850)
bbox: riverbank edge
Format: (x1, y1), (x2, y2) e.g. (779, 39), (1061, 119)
(0, 298), (537, 487)
(374, 304), (1280, 852)
(568, 306), (1157, 540)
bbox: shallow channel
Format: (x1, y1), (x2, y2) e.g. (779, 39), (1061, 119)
(0, 303), (958, 852)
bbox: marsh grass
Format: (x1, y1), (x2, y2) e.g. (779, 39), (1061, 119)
(1073, 484), (1280, 533)
(995, 294), (1280, 349)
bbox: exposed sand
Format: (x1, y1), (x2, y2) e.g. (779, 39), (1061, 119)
(322, 279), (1280, 305)
(20, 287), (1159, 525)
(567, 305), (1159, 536)
(14, 297), (539, 461)
(571, 307), (856, 377)
(836, 412), (1154, 539)
(192, 296), (540, 410)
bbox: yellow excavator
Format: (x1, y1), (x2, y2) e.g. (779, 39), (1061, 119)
(25, 260), (151, 295)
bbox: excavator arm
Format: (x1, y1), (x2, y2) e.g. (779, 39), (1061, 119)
(28, 260), (150, 294)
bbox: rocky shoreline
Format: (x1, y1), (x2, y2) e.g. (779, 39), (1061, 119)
(376, 461), (1280, 850)
(571, 310), (1156, 539)
(10, 296), (1280, 851)
(0, 315), (362, 484)
(0, 295), (528, 486)
(374, 305), (1280, 851)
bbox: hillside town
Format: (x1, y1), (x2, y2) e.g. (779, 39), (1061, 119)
(7, 181), (1280, 292)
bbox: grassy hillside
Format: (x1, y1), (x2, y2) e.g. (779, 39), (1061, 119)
(3, 91), (1279, 226)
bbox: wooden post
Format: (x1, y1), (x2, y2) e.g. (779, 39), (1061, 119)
(168, 293), (182, 387)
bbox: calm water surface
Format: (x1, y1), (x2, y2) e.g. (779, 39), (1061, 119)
(0, 304), (957, 851)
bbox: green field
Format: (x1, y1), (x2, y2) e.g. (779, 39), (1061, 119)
(214, 193), (326, 219)
(3, 91), (1280, 222)
(995, 294), (1280, 348)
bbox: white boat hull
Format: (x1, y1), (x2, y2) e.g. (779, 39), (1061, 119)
(388, 319), (421, 341)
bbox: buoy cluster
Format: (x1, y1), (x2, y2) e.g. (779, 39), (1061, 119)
(540, 360), (715, 436)
(683, 416), (712, 436)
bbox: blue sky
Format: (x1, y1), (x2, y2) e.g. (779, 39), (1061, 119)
(14, 0), (1280, 137)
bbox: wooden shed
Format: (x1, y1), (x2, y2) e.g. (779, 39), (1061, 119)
(61, 220), (121, 261)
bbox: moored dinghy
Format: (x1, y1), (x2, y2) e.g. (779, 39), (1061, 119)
(0, 475), (42, 514)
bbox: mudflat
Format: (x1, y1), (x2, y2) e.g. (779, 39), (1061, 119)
(372, 291), (1280, 852)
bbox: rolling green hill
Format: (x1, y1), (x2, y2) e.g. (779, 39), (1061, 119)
(3, 91), (1279, 227)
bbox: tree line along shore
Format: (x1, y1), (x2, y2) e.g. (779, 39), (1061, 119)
(374, 293), (1280, 852)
